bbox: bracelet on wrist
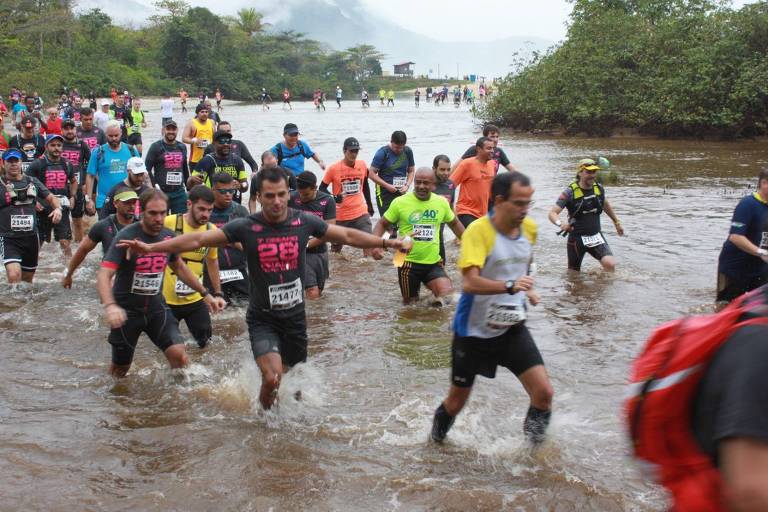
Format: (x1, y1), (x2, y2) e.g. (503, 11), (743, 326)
(212, 291), (224, 298)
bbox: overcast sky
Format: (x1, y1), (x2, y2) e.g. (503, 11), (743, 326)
(172, 0), (758, 43)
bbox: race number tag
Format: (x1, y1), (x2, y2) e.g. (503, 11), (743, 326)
(166, 172), (183, 186)
(21, 162), (30, 173)
(219, 269), (244, 283)
(581, 233), (605, 248)
(10, 215), (34, 231)
(412, 224), (435, 242)
(268, 278), (303, 310)
(392, 177), (407, 189)
(117, 118), (124, 127)
(486, 303), (526, 329)
(196, 139), (209, 148)
(174, 276), (200, 297)
(57, 195), (70, 208)
(131, 272), (162, 295)
(342, 180), (360, 195)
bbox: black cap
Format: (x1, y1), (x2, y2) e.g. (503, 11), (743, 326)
(195, 103), (209, 114)
(61, 118), (76, 127)
(283, 123), (299, 135)
(296, 171), (317, 188)
(213, 130), (232, 143)
(343, 137), (360, 150)
(163, 119), (178, 128)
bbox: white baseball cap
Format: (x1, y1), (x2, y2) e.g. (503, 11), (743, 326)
(127, 157), (147, 174)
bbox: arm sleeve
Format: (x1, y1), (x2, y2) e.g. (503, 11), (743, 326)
(729, 197), (756, 236)
(240, 144), (257, 172)
(555, 187), (573, 209)
(87, 147), (99, 176)
(87, 221), (104, 243)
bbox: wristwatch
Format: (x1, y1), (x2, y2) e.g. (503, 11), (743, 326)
(505, 279), (516, 294)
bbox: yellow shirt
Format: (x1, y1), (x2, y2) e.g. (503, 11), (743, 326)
(190, 118), (214, 164)
(162, 214), (218, 306)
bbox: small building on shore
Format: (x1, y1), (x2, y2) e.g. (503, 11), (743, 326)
(393, 62), (415, 77)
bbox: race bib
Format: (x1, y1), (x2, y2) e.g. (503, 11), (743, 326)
(392, 177), (407, 189)
(57, 195), (70, 208)
(220, 269), (244, 283)
(342, 180), (360, 195)
(196, 139), (209, 148)
(268, 278), (303, 310)
(166, 172), (183, 186)
(486, 303), (526, 329)
(10, 215), (34, 231)
(581, 233), (605, 248)
(131, 272), (162, 295)
(21, 162), (30, 173)
(174, 276), (200, 297)
(412, 224), (435, 242)
(760, 231), (768, 249)
(117, 118), (124, 127)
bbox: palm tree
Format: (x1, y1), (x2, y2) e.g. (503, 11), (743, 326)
(344, 44), (386, 83)
(236, 8), (267, 36)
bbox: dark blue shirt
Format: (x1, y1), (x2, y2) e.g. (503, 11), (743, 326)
(718, 193), (768, 278)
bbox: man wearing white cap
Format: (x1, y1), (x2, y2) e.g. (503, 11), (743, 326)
(94, 100), (110, 131)
(100, 156), (151, 219)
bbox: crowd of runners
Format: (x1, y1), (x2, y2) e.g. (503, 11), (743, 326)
(2, 84), (767, 511)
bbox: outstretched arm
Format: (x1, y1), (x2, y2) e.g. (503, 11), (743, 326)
(118, 229), (229, 255)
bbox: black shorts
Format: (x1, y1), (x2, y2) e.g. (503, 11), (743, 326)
(376, 188), (401, 217)
(304, 251), (329, 290)
(567, 232), (613, 270)
(458, 214), (479, 228)
(71, 189), (85, 219)
(716, 272), (768, 303)
(38, 207), (72, 243)
(397, 261), (447, 299)
(108, 305), (183, 366)
(127, 133), (143, 147)
(1, 235), (40, 272)
(246, 309), (308, 367)
(169, 299), (212, 347)
(451, 323), (544, 388)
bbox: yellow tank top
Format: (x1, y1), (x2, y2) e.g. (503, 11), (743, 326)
(162, 214), (218, 306)
(190, 118), (214, 163)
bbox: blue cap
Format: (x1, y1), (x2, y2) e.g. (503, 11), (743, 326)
(2, 149), (23, 161)
(45, 134), (64, 145)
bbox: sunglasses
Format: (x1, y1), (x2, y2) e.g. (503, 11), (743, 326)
(584, 170), (598, 175)
(214, 188), (237, 195)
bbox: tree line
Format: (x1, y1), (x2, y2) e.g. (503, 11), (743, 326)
(480, 0), (768, 138)
(0, 0), (396, 101)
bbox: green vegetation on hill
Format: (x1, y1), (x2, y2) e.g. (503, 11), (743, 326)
(480, 0), (768, 138)
(0, 0), (440, 101)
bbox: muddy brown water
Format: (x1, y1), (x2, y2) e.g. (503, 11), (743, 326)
(2, 98), (767, 511)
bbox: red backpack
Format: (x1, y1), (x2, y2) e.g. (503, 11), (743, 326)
(625, 287), (768, 511)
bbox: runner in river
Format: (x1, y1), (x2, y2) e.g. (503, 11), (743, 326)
(270, 123), (326, 178)
(320, 137), (375, 257)
(289, 171), (336, 299)
(108, 95), (132, 143)
(282, 88), (292, 110)
(214, 88), (223, 112)
(9, 117), (46, 173)
(450, 137), (498, 228)
(260, 88), (271, 111)
(369, 130), (415, 233)
(181, 104), (215, 168)
(145, 120), (189, 214)
(374, 167), (464, 305)
(179, 88), (188, 113)
(454, 124), (518, 175)
(162, 185), (226, 349)
(379, 88), (386, 106)
(98, 189), (223, 377)
(100, 157), (150, 218)
(127, 98), (147, 155)
(387, 89), (395, 107)
(361, 89), (370, 108)
(62, 187), (138, 288)
(335, 85), (343, 108)
(203, 121), (258, 173)
(117, 167), (411, 409)
(25, 134), (78, 257)
(189, 130), (248, 203)
(60, 118), (92, 243)
(432, 154), (456, 263)
(206, 173), (250, 304)
(716, 168), (768, 301)
(0, 149), (62, 284)
(431, 171), (552, 444)
(547, 158), (624, 272)
(414, 88), (421, 107)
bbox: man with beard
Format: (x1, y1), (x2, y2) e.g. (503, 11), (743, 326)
(203, 121), (257, 173)
(145, 120), (190, 214)
(188, 130), (248, 203)
(108, 95), (133, 143)
(9, 117), (46, 173)
(100, 157), (150, 218)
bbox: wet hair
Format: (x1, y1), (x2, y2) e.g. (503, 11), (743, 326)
(482, 124), (500, 136)
(211, 172), (235, 186)
(759, 169), (768, 187)
(390, 130), (407, 145)
(80, 107), (93, 116)
(261, 150), (275, 164)
(254, 166), (289, 192)
(139, 188), (168, 211)
(432, 154), (450, 168)
(476, 136), (492, 149)
(491, 171), (531, 201)
(218, 121), (231, 128)
(188, 184), (214, 204)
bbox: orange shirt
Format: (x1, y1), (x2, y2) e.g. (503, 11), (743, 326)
(322, 159), (368, 221)
(450, 157), (496, 218)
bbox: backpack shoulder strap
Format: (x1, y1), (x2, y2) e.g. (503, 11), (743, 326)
(174, 214), (184, 234)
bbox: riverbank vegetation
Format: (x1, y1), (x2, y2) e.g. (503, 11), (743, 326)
(0, 1), (443, 101)
(480, 0), (768, 138)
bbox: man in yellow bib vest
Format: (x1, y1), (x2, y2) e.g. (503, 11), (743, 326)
(182, 104), (215, 166)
